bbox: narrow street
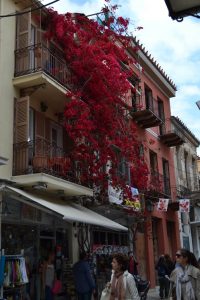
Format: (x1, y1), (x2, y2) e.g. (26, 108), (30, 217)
(147, 287), (160, 300)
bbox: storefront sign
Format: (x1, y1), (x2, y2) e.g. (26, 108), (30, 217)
(92, 244), (129, 255)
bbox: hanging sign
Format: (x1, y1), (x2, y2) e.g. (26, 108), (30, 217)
(123, 186), (141, 211)
(156, 198), (169, 212)
(108, 184), (123, 205)
(179, 199), (190, 213)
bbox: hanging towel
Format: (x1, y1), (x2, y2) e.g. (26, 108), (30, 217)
(0, 255), (5, 286)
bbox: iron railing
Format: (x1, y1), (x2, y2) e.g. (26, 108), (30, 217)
(14, 43), (73, 89)
(149, 171), (171, 197)
(131, 95), (160, 116)
(159, 119), (185, 139)
(13, 138), (91, 187)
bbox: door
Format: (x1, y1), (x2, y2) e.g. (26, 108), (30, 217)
(162, 159), (171, 196)
(158, 100), (165, 135)
(145, 85), (153, 111)
(51, 123), (63, 157)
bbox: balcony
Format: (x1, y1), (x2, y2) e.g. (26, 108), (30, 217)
(159, 120), (185, 147)
(176, 185), (191, 198)
(14, 44), (73, 90)
(130, 96), (162, 129)
(148, 171), (171, 198)
(13, 139), (91, 188)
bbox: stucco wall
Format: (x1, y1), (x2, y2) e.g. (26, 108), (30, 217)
(0, 0), (20, 179)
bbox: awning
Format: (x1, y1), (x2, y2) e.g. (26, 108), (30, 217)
(5, 186), (128, 231)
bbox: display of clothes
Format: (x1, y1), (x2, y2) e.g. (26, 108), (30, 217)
(4, 257), (29, 287)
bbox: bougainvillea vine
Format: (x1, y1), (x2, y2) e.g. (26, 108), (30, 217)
(43, 1), (149, 203)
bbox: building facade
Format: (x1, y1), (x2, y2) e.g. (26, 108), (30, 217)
(171, 116), (200, 255)
(0, 1), (183, 297)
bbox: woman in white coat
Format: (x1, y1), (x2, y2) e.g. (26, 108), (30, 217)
(110, 253), (140, 300)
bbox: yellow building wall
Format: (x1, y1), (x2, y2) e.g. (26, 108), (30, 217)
(0, 0), (20, 179)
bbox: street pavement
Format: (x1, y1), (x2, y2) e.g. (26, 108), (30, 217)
(147, 287), (160, 300)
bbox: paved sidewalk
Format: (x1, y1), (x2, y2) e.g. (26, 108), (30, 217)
(147, 287), (160, 299)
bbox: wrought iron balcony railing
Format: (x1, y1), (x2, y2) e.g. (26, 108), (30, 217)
(130, 96), (162, 129)
(14, 43), (73, 89)
(149, 171), (171, 197)
(159, 119), (185, 147)
(13, 139), (91, 187)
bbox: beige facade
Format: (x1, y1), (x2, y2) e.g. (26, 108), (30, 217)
(171, 116), (200, 253)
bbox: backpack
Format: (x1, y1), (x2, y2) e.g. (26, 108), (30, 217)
(157, 265), (166, 277)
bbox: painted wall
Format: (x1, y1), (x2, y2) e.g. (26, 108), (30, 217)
(0, 0), (20, 179)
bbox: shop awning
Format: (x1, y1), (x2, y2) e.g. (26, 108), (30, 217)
(5, 186), (128, 231)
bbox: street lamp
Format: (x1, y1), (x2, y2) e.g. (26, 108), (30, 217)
(164, 0), (200, 21)
(196, 100), (200, 110)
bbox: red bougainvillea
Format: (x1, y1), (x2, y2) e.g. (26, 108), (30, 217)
(44, 1), (149, 199)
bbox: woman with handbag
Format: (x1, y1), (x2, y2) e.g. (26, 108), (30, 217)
(169, 249), (200, 300)
(106, 253), (140, 300)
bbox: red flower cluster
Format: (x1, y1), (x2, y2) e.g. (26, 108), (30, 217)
(44, 3), (149, 201)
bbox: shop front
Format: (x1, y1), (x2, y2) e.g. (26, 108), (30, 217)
(0, 185), (127, 300)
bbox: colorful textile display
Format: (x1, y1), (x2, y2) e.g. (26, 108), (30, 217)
(4, 257), (28, 287)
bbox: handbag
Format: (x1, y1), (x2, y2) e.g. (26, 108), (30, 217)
(52, 279), (62, 294)
(100, 286), (111, 300)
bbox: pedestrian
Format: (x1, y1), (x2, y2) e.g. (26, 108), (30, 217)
(156, 255), (169, 299)
(42, 252), (55, 300)
(109, 253), (140, 300)
(169, 248), (200, 300)
(73, 251), (96, 300)
(128, 251), (138, 276)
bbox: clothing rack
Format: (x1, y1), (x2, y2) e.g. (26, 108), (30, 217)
(0, 249), (25, 300)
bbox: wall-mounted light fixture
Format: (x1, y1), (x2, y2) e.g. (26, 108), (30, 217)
(164, 0), (200, 21)
(40, 101), (48, 112)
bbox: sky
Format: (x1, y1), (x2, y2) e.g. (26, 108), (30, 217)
(43, 0), (200, 154)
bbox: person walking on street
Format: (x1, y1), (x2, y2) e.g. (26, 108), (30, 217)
(110, 253), (140, 300)
(169, 249), (200, 300)
(73, 251), (96, 300)
(43, 252), (55, 300)
(156, 255), (169, 299)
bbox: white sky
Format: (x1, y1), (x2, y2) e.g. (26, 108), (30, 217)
(43, 0), (200, 154)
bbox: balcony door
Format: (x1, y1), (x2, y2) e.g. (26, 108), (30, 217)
(144, 85), (153, 111)
(158, 99), (165, 135)
(51, 123), (63, 157)
(162, 159), (171, 196)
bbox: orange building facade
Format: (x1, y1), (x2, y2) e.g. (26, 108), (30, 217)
(127, 39), (182, 286)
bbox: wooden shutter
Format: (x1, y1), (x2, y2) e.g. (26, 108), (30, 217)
(16, 13), (31, 49)
(16, 13), (31, 73)
(14, 97), (29, 174)
(15, 96), (29, 143)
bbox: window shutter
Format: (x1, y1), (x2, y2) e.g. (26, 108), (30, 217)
(16, 12), (31, 49)
(14, 97), (29, 175)
(15, 96), (29, 143)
